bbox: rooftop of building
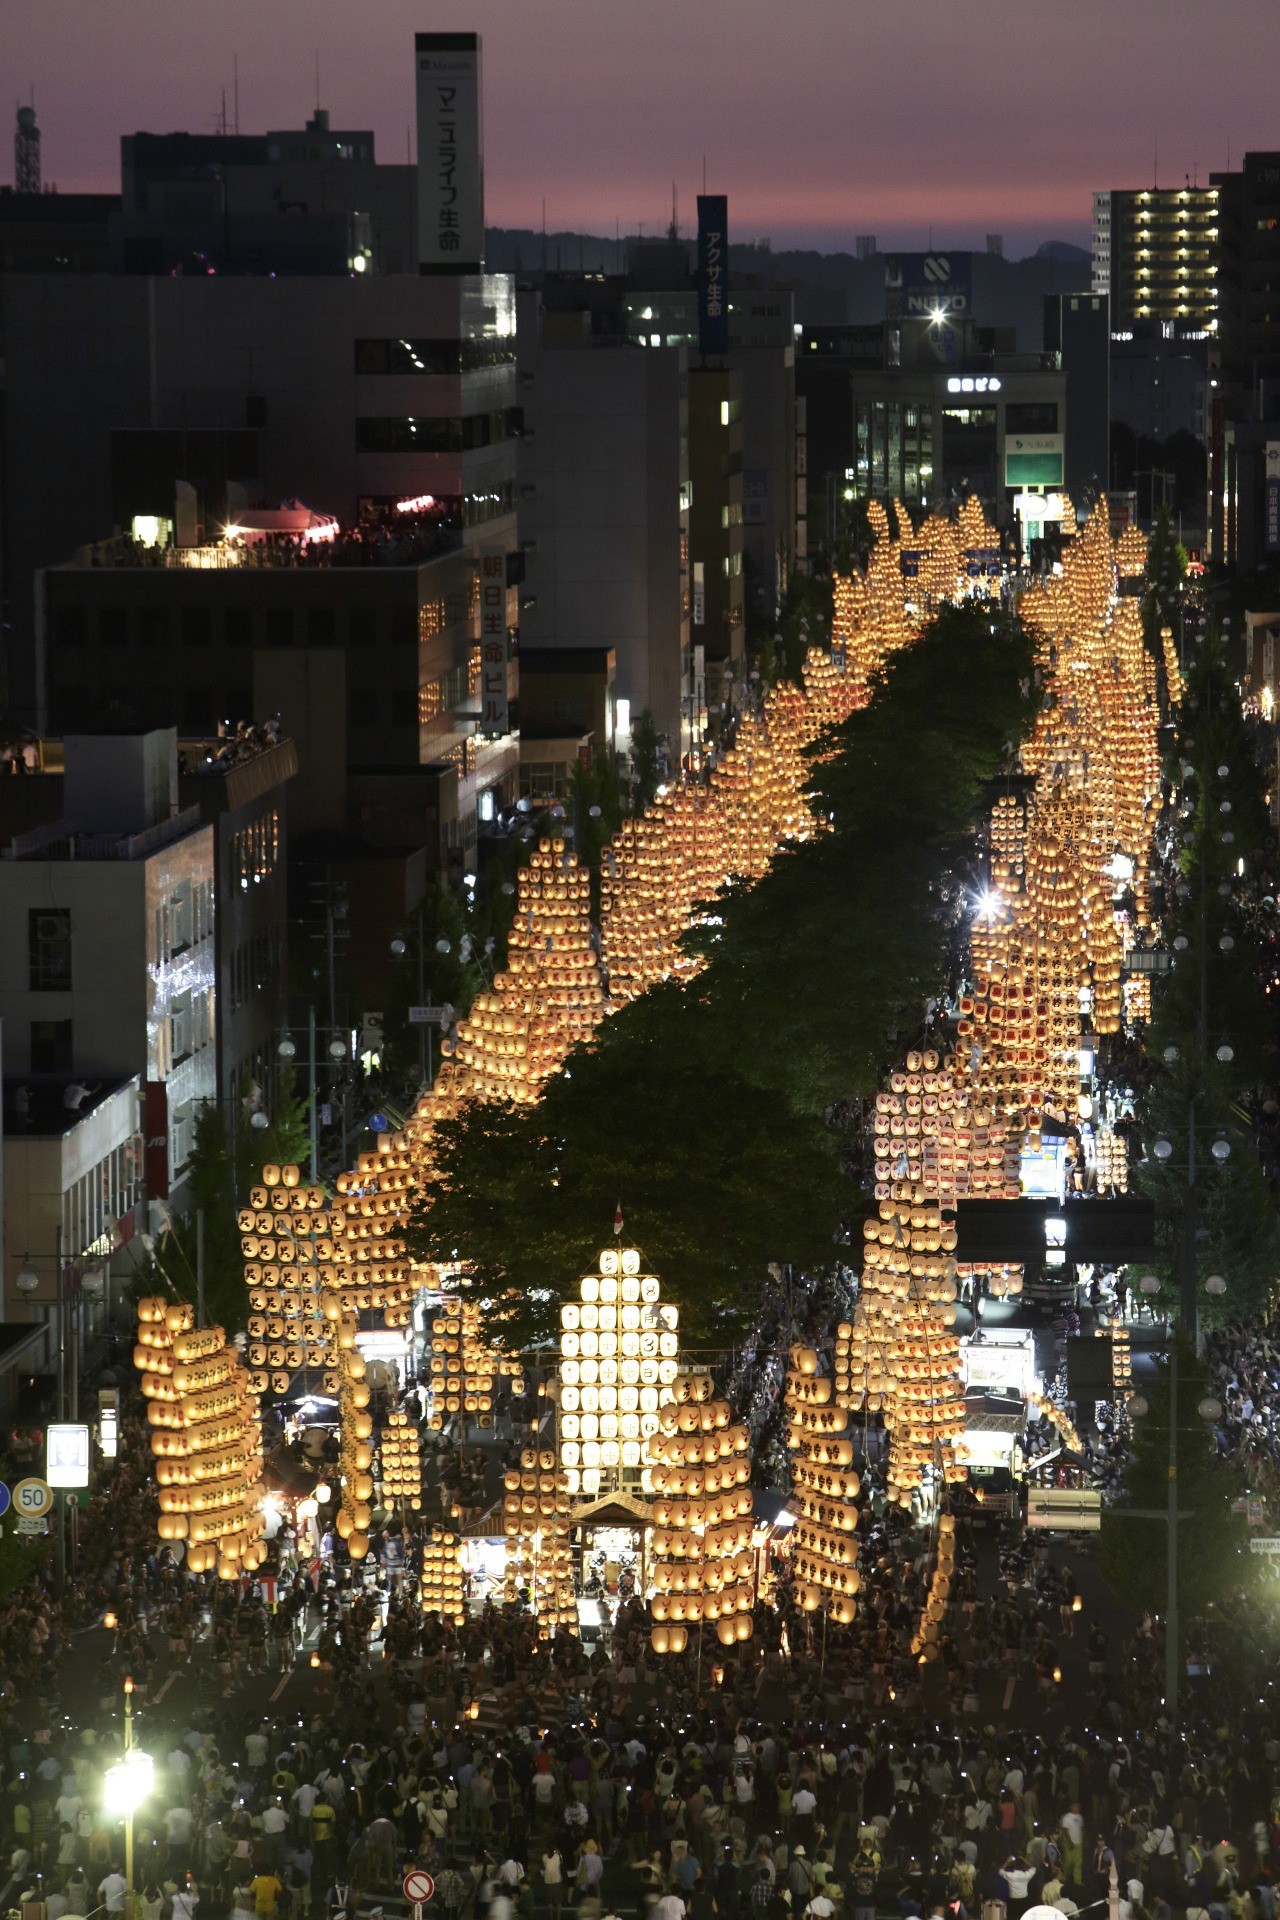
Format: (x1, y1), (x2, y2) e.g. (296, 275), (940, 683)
(3, 1073), (137, 1139)
(3, 804), (206, 864)
(57, 515), (465, 575)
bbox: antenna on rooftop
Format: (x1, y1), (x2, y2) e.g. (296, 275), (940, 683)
(14, 101), (40, 195)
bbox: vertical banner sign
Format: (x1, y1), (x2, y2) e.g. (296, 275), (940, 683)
(416, 33), (484, 274)
(697, 195), (729, 356)
(478, 550), (508, 735)
(1266, 442), (1280, 555)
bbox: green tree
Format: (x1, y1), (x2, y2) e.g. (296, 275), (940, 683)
(1142, 500), (1188, 646)
(406, 601), (1036, 1348)
(254, 1063), (312, 1174)
(630, 709), (662, 811)
(1098, 1334), (1247, 1625)
(1132, 630), (1280, 1325)
(184, 1103), (250, 1333)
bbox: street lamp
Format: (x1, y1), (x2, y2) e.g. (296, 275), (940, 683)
(103, 1682), (153, 1920)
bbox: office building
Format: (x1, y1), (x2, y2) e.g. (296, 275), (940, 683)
(0, 731), (215, 1200)
(0, 270), (519, 722)
(1109, 323), (1210, 443)
(1212, 152), (1280, 405)
(1091, 186), (1220, 331)
(1044, 293), (1110, 501)
(38, 538), (515, 872)
(0, 728), (296, 1121)
(689, 364), (745, 716)
(840, 319), (1066, 531)
(119, 113), (415, 276)
(3, 1074), (142, 1365)
(517, 298), (691, 758)
(621, 289), (802, 615)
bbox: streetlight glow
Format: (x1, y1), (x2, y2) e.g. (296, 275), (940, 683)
(104, 1748), (154, 1817)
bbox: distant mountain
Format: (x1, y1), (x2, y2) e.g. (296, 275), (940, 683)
(1035, 240), (1092, 265)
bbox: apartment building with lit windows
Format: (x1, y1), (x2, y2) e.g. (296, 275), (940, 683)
(1092, 186), (1219, 332)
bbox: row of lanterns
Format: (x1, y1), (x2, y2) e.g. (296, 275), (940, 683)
(646, 1372), (755, 1649)
(135, 1297), (265, 1576)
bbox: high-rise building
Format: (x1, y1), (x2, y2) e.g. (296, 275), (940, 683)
(1091, 186), (1220, 331)
(0, 731), (216, 1200)
(516, 297), (691, 760)
(688, 363), (745, 718)
(620, 289), (801, 614)
(119, 114), (415, 275)
(1212, 152), (1280, 403)
(37, 539), (514, 873)
(1044, 293), (1110, 502)
(0, 270), (518, 723)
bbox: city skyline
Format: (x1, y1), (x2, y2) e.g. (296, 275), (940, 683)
(9, 0), (1279, 257)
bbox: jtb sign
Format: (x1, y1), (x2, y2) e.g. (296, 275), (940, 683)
(697, 195), (729, 356)
(416, 33), (484, 274)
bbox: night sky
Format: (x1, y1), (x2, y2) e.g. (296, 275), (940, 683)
(11, 0), (1279, 257)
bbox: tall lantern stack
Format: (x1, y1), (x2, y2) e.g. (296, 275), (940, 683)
(135, 1297), (266, 1577)
(378, 1408), (422, 1511)
(910, 1512), (957, 1663)
(332, 1300), (374, 1564)
(558, 1244), (679, 1499)
(844, 1177), (967, 1506)
(428, 1300), (499, 1431)
(240, 1161), (334, 1400)
(420, 1527), (466, 1623)
(440, 838), (606, 1104)
(646, 1371), (755, 1651)
(332, 1137), (419, 1331)
(501, 1446), (577, 1637)
(784, 1345), (862, 1623)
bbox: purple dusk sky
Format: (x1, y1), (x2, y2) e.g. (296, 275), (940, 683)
(10, 0), (1279, 256)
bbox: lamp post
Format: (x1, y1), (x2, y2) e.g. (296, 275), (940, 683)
(16, 1228), (73, 1590)
(103, 1677), (153, 1920)
(270, 1015), (349, 1179)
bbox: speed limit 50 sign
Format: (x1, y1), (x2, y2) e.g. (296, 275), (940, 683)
(13, 1478), (53, 1519)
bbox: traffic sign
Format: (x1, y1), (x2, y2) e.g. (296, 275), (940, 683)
(408, 1006), (450, 1027)
(369, 1112), (389, 1133)
(13, 1478), (52, 1519)
(17, 1516), (47, 1536)
(403, 1871), (435, 1904)
(0, 1482), (11, 1519)
(1250, 1536), (1280, 1555)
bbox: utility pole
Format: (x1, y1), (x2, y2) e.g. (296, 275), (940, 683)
(1165, 1339), (1180, 1714)
(54, 1222), (66, 1596)
(308, 1004), (319, 1182)
(196, 1209), (206, 1326)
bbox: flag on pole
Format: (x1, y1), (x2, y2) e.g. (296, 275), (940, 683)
(613, 1202), (624, 1238)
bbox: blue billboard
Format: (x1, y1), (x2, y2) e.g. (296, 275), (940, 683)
(697, 194), (729, 355)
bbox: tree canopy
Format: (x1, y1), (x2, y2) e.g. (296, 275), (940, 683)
(406, 601), (1036, 1352)
(1131, 629), (1280, 1324)
(1098, 1334), (1247, 1625)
